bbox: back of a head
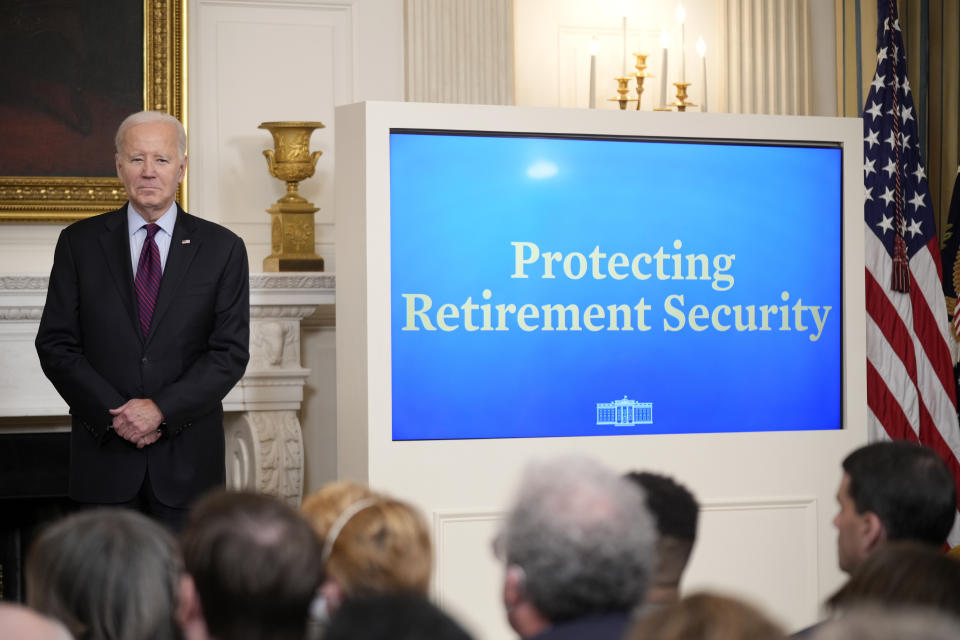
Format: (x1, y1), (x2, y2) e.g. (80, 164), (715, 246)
(625, 471), (699, 542)
(26, 508), (183, 640)
(324, 594), (473, 640)
(626, 592), (786, 640)
(301, 480), (378, 539)
(827, 542), (960, 618)
(324, 496), (433, 599)
(0, 603), (73, 640)
(625, 471), (699, 589)
(503, 455), (656, 623)
(181, 490), (323, 640)
(842, 441), (956, 545)
(811, 605), (960, 640)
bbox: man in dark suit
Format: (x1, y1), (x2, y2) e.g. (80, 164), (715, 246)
(35, 110), (249, 530)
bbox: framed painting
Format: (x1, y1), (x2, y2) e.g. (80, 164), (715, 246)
(0, 0), (186, 222)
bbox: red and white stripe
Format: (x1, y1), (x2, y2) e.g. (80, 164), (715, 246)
(865, 228), (960, 546)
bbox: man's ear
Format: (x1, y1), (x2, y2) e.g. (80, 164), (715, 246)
(862, 511), (888, 553)
(320, 578), (345, 615)
(176, 574), (208, 640)
(503, 564), (527, 608)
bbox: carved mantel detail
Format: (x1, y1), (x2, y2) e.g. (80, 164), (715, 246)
(0, 272), (334, 506)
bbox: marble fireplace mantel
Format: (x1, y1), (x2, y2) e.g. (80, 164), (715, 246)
(0, 272), (334, 506)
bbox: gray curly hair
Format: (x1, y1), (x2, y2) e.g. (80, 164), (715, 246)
(503, 455), (656, 622)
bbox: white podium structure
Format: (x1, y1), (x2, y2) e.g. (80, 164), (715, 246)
(335, 101), (866, 638)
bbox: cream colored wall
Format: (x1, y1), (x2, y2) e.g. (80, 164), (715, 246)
(185, 0), (404, 492)
(189, 0), (405, 272)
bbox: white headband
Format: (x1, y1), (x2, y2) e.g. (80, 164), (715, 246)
(321, 498), (378, 565)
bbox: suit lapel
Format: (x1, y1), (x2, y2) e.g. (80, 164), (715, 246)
(97, 208), (139, 331)
(145, 206), (201, 345)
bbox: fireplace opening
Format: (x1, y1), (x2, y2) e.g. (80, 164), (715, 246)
(0, 431), (73, 602)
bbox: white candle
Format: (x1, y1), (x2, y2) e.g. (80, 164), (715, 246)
(676, 5), (686, 83)
(696, 37), (707, 111)
(589, 36), (600, 109)
(659, 30), (669, 108)
(622, 16), (628, 77)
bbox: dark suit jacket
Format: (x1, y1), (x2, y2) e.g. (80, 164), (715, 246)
(35, 205), (250, 507)
(530, 612), (631, 640)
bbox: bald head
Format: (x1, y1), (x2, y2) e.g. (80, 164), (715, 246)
(0, 604), (72, 640)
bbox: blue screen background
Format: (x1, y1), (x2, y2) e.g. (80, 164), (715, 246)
(389, 132), (843, 440)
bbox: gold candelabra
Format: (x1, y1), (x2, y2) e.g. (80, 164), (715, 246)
(632, 53), (654, 111)
(608, 53), (658, 111)
(608, 76), (636, 110)
(606, 55), (697, 113)
(669, 82), (697, 112)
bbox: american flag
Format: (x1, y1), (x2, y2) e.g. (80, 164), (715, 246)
(864, 0), (960, 545)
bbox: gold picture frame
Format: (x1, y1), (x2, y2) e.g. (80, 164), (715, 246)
(0, 0), (187, 222)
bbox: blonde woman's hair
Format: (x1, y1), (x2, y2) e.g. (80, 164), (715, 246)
(301, 482), (433, 598)
(330, 499), (433, 597)
(301, 481), (378, 539)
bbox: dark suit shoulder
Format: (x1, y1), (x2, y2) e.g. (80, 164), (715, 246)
(60, 208), (126, 239)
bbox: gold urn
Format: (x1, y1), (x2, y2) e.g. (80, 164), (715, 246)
(259, 121), (326, 271)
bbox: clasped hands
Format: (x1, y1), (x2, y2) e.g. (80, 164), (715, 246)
(110, 398), (164, 449)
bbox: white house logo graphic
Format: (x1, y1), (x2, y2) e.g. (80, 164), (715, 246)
(596, 396), (653, 426)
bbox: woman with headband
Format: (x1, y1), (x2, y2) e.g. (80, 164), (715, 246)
(302, 482), (433, 621)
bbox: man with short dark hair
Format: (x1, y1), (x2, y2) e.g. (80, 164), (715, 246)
(180, 490), (323, 640)
(833, 440), (956, 573)
(625, 471), (699, 607)
(497, 456), (656, 640)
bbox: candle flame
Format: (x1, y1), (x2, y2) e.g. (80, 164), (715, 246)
(589, 36), (601, 56)
(696, 37), (706, 56)
(676, 4), (686, 25)
(660, 29), (670, 48)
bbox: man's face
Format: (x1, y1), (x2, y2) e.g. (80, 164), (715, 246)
(116, 121), (186, 222)
(833, 473), (872, 573)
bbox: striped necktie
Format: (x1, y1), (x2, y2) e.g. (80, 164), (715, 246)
(135, 223), (162, 338)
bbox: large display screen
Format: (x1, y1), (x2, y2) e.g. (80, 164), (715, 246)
(389, 130), (843, 440)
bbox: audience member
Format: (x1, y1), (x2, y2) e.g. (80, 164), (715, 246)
(301, 480), (378, 538)
(810, 605), (960, 640)
(26, 508), (193, 640)
(309, 492), (432, 620)
(0, 603), (73, 640)
(497, 455), (655, 640)
(825, 541), (960, 618)
(833, 440), (956, 573)
(625, 471), (699, 608)
(180, 489), (323, 640)
(324, 593), (473, 640)
(626, 592), (786, 640)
